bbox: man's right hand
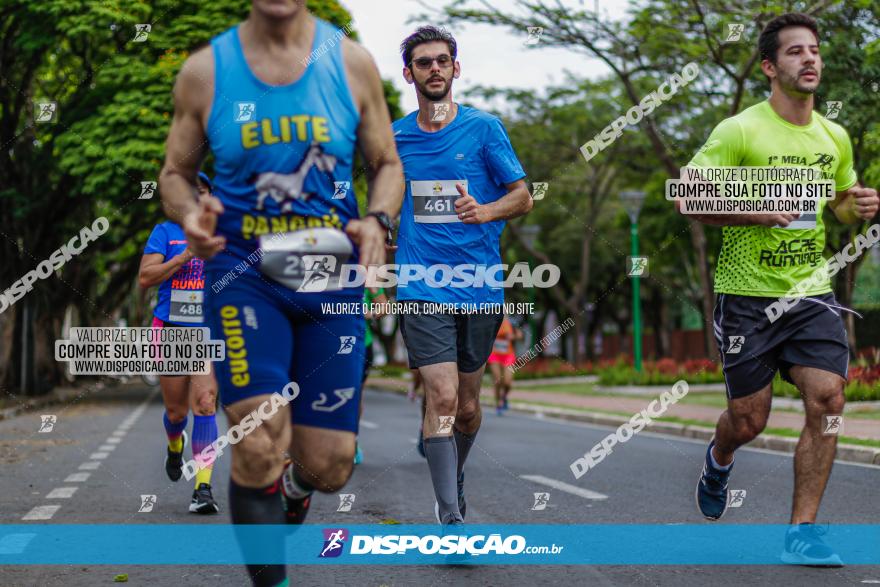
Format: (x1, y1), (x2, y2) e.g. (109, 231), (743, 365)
(182, 196), (226, 259)
(754, 213), (800, 228)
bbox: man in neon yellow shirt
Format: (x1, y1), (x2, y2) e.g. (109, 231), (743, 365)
(684, 12), (878, 566)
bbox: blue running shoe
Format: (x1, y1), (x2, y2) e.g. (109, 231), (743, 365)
(440, 520), (480, 564)
(353, 442), (363, 465)
(781, 523), (843, 567)
(695, 441), (732, 520)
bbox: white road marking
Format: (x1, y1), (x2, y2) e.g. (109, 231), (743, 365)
(409, 437), (419, 444)
(46, 487), (77, 499)
(519, 474), (608, 500)
(0, 533), (36, 554)
(22, 505), (61, 521)
(360, 420), (379, 429)
(16, 391), (158, 525)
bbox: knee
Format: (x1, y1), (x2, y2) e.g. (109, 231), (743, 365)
(300, 455), (353, 493)
(456, 397), (480, 425)
(233, 430), (285, 480)
(825, 389), (846, 415)
(730, 412), (767, 441)
(165, 405), (189, 423)
(426, 381), (458, 414)
(805, 385), (845, 421)
(192, 388), (217, 415)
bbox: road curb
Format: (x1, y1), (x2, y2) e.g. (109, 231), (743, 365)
(368, 382), (880, 466)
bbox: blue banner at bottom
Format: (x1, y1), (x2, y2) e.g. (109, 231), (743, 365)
(0, 525), (877, 565)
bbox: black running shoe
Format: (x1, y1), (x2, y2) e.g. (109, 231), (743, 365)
(457, 472), (467, 520)
(781, 523), (843, 567)
(189, 483), (220, 514)
(282, 493), (311, 524)
(281, 464), (312, 524)
(164, 430), (188, 482)
(695, 440), (732, 521)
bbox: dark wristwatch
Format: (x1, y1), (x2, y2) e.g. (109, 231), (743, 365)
(365, 211), (395, 245)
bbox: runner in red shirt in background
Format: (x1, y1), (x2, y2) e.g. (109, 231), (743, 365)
(487, 315), (523, 416)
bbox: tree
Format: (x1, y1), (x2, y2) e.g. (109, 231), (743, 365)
(472, 79), (657, 362)
(0, 0), (389, 394)
(425, 0), (878, 356)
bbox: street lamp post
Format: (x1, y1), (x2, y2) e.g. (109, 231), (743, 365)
(519, 225), (541, 350)
(620, 190), (646, 372)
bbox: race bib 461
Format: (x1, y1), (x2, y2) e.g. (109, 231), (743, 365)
(411, 180), (466, 224)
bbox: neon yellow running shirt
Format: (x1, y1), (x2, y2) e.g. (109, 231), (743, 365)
(688, 100), (857, 297)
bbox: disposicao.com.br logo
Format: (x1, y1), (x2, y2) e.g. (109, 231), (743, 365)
(320, 528), (563, 557)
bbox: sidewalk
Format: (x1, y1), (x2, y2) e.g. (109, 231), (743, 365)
(368, 376), (880, 443)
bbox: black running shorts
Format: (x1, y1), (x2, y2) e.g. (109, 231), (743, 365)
(399, 301), (504, 373)
(713, 292), (850, 399)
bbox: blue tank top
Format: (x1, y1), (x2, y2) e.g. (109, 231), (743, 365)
(206, 19), (360, 273)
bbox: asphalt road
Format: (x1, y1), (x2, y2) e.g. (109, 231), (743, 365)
(1, 383), (879, 586)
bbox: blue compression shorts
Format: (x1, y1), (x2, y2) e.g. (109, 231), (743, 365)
(205, 268), (365, 433)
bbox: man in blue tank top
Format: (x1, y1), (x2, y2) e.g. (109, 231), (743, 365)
(393, 26), (532, 529)
(158, 2), (403, 585)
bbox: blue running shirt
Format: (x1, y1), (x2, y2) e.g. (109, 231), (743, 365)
(393, 105), (525, 305)
(144, 222), (205, 324)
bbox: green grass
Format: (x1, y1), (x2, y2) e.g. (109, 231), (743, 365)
(517, 380), (880, 413)
(516, 383), (728, 410)
(505, 399), (880, 449)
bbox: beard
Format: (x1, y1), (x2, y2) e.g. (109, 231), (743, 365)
(416, 75), (452, 101)
(777, 67), (819, 95)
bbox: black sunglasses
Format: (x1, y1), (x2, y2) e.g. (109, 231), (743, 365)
(410, 54), (454, 70)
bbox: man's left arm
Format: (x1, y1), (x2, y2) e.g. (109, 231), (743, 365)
(454, 179), (532, 224)
(828, 183), (879, 225)
(827, 130), (878, 225)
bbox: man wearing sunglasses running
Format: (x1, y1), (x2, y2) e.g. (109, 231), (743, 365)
(394, 25), (532, 529)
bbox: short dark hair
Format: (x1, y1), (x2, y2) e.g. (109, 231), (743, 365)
(400, 25), (457, 67)
(758, 13), (820, 62)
